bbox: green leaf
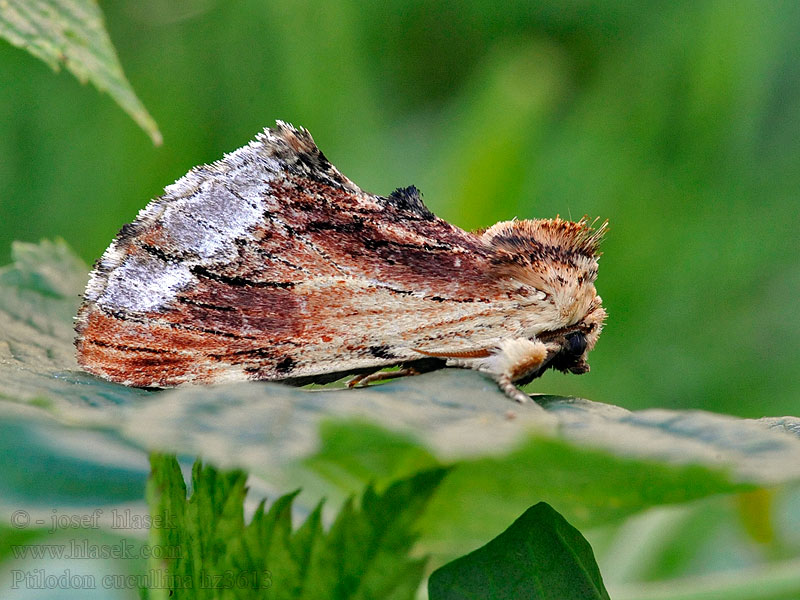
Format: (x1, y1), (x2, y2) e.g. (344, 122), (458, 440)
(146, 454), (446, 599)
(429, 502), (610, 600)
(304, 420), (440, 492)
(0, 239), (151, 407)
(3, 239), (800, 561)
(0, 0), (162, 144)
(303, 467), (446, 599)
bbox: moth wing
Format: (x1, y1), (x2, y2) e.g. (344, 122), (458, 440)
(76, 122), (513, 386)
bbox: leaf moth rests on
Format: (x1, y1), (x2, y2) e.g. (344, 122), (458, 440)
(75, 122), (606, 404)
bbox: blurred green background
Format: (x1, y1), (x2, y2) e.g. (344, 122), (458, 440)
(1, 0), (798, 417)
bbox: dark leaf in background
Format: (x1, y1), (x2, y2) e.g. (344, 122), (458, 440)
(429, 502), (610, 600)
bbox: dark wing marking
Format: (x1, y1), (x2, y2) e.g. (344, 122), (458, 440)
(386, 186), (435, 220)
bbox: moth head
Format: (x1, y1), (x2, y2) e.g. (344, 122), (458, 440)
(481, 216), (607, 380)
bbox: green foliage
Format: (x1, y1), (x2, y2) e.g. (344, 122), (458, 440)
(0, 239), (150, 406)
(1, 240), (800, 597)
(1, 239), (799, 560)
(0, 0), (160, 143)
(0, 522), (51, 565)
(429, 502), (610, 600)
(146, 454), (447, 599)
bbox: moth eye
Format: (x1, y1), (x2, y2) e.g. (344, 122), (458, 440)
(564, 331), (587, 356)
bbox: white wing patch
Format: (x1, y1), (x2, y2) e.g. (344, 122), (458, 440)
(85, 138), (283, 313)
(97, 254), (195, 313)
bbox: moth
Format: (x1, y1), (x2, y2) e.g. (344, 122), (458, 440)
(75, 121), (606, 403)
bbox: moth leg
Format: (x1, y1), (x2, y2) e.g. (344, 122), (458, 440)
(452, 338), (551, 404)
(347, 367), (419, 388)
(494, 374), (535, 404)
(346, 370), (378, 388)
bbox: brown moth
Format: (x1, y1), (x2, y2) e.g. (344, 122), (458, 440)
(75, 122), (606, 403)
